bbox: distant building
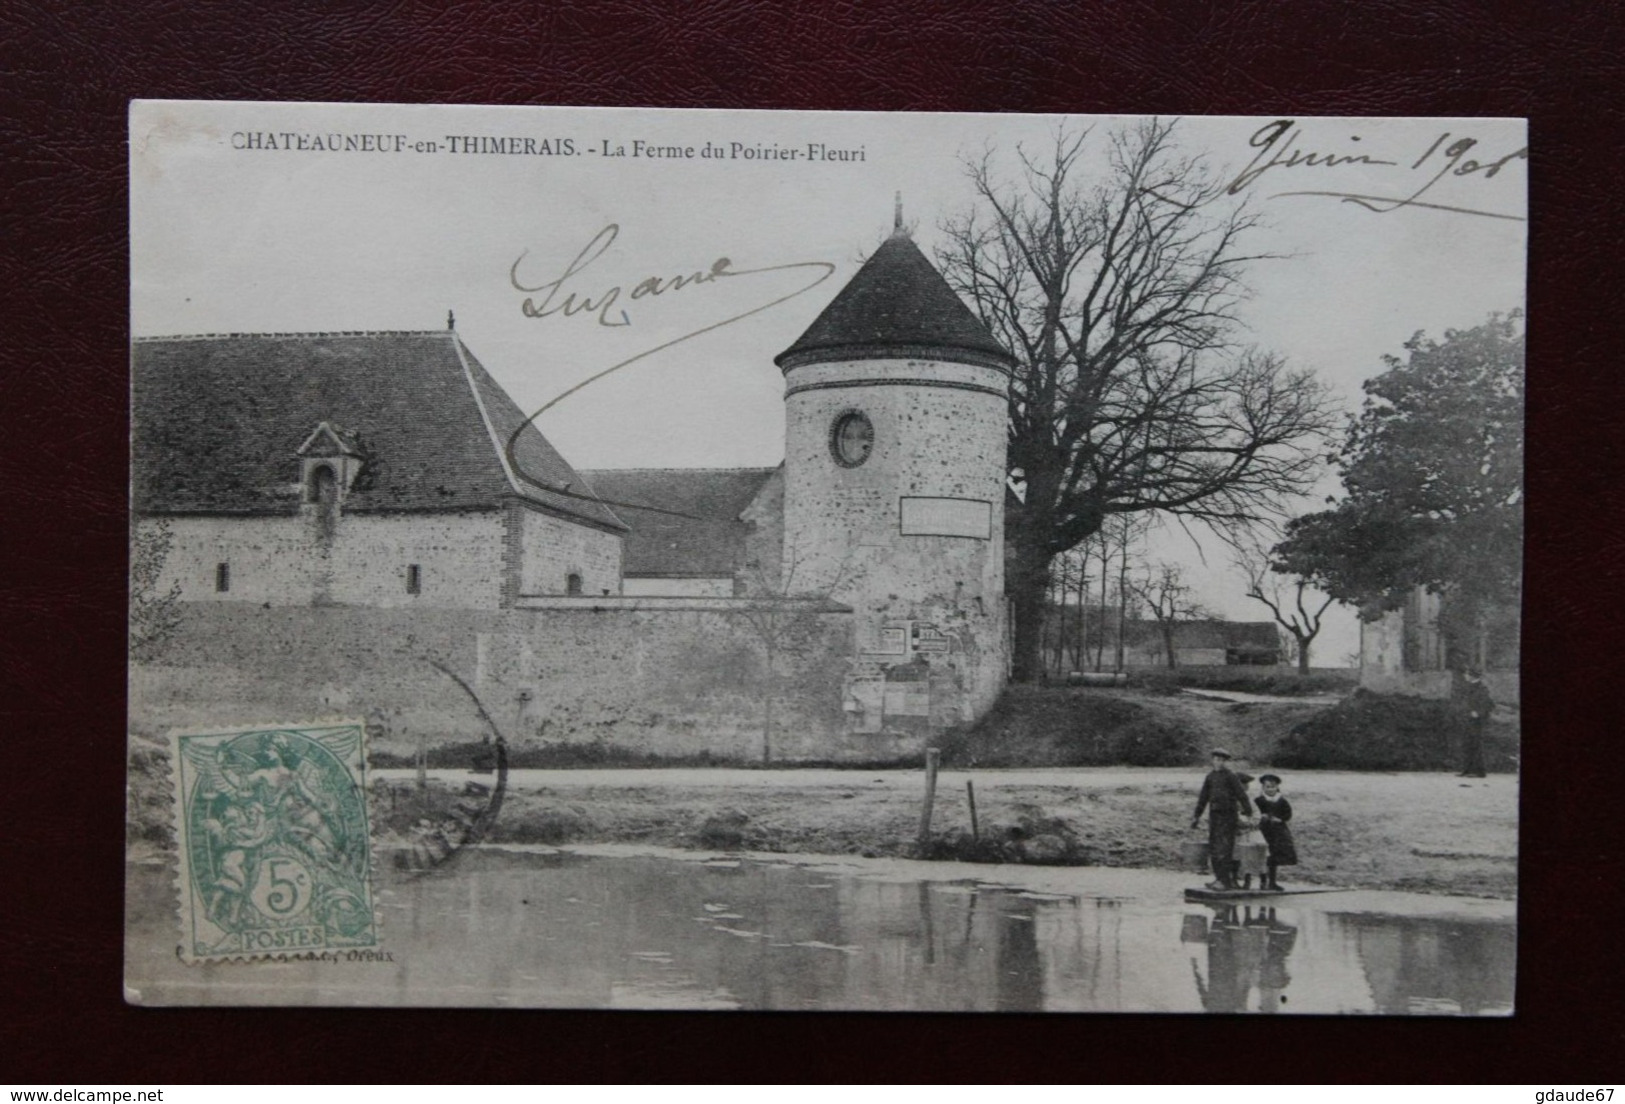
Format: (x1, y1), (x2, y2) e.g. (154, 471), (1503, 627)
(1039, 607), (1280, 671)
(578, 467), (782, 597)
(1122, 619), (1280, 668)
(1360, 586), (1519, 702)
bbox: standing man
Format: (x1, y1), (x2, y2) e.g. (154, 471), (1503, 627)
(1192, 748), (1252, 890)
(1456, 668), (1494, 778)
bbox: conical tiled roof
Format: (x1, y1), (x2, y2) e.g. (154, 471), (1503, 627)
(775, 233), (1013, 370)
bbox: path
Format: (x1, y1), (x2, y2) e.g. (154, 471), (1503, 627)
(1179, 687), (1345, 706)
(374, 765), (1513, 800)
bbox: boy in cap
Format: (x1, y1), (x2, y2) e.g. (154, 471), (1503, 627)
(1192, 749), (1252, 890)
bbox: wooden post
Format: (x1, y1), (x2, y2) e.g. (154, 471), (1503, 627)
(966, 779), (979, 841)
(917, 747), (940, 850)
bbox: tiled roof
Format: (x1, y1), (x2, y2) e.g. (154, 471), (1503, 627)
(578, 467), (779, 576)
(775, 232), (1013, 369)
(131, 332), (624, 530)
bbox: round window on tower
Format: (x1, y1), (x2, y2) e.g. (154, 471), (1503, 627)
(830, 410), (875, 468)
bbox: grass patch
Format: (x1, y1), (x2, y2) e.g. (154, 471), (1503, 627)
(942, 685), (1199, 768)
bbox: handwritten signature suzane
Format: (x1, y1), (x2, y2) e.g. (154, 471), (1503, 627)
(503, 225), (835, 516)
(1227, 119), (1527, 222)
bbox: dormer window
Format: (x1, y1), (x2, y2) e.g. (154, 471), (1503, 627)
(296, 422), (365, 531)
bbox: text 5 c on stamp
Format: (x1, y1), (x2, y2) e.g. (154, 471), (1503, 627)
(171, 721), (377, 962)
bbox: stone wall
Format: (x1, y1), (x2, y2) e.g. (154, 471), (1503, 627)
(144, 504), (624, 611)
(621, 577), (735, 597)
(129, 600), (957, 763)
(145, 511), (507, 609)
(516, 504), (623, 597)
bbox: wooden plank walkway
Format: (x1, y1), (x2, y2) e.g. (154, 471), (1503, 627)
(1183, 885), (1345, 902)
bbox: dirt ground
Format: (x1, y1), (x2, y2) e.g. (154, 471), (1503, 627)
(370, 766), (1518, 899)
(127, 677), (1518, 901)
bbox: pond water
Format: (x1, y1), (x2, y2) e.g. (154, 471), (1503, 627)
(125, 847), (1514, 1013)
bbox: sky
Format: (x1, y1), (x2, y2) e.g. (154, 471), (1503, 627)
(131, 102), (1527, 665)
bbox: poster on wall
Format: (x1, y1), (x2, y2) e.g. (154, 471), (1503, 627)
(128, 101), (1524, 1011)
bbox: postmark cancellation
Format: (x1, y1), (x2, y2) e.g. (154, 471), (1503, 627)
(169, 721), (378, 962)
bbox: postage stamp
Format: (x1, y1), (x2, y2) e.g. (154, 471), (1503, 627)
(170, 721), (377, 962)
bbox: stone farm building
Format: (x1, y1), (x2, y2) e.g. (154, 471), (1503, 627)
(1125, 619), (1282, 669)
(1359, 587), (1521, 705)
(131, 226), (1018, 762)
(1038, 607), (1281, 674)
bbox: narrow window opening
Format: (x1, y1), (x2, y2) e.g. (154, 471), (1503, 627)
(566, 573), (583, 596)
(215, 562), (231, 593)
(406, 564), (421, 595)
(309, 463), (339, 539)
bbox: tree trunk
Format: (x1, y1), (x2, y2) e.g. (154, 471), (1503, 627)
(1115, 544), (1128, 671)
(1048, 572), (1064, 677)
(1094, 541), (1109, 671)
(1162, 624), (1178, 668)
(1075, 561), (1087, 673)
(762, 639), (776, 763)
(1297, 639), (1311, 675)
(1009, 542), (1052, 683)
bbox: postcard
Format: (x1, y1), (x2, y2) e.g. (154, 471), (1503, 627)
(127, 101), (1524, 1011)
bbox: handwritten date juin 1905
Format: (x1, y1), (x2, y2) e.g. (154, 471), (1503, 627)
(1228, 119), (1526, 220)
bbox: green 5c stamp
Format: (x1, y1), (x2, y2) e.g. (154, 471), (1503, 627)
(172, 722), (376, 962)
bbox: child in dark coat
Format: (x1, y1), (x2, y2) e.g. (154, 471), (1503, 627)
(1253, 773), (1298, 891)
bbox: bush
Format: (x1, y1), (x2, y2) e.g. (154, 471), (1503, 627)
(694, 809), (751, 849)
(1273, 689), (1519, 772)
(125, 744), (175, 851)
(920, 804), (1091, 865)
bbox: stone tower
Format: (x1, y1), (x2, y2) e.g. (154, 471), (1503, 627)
(775, 220), (1014, 734)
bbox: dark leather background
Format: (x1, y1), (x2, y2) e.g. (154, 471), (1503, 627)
(2, 0), (1621, 1083)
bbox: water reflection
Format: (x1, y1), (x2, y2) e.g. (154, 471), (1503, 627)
(1341, 912), (1516, 1015)
(125, 850), (1513, 1013)
(1184, 906), (1297, 1014)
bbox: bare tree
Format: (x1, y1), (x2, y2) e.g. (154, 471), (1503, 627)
(939, 120), (1336, 682)
(1238, 547), (1334, 675)
(1130, 563), (1210, 669)
(130, 519), (183, 659)
(735, 551), (848, 763)
(1044, 548), (1089, 676)
(1087, 512), (1152, 671)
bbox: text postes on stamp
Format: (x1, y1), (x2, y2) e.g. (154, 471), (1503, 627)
(171, 722), (376, 962)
